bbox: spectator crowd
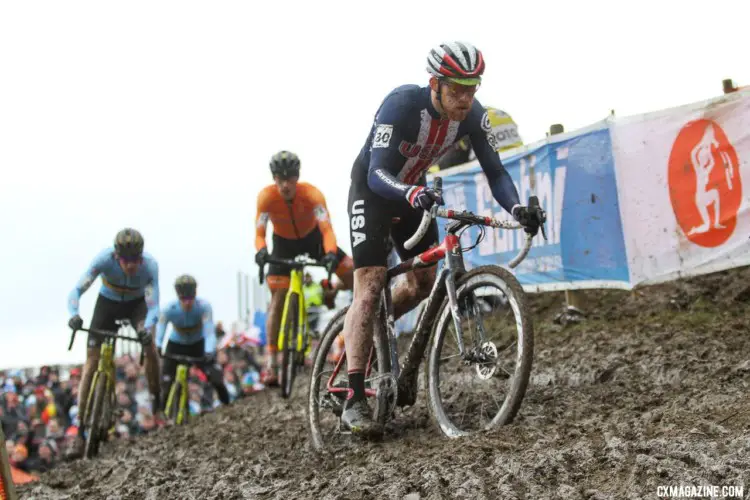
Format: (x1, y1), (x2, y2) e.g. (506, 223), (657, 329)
(1, 324), (264, 478)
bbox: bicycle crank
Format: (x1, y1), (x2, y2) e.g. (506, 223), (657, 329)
(370, 373), (398, 422)
(320, 392), (344, 417)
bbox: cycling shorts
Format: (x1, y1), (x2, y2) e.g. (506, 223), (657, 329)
(347, 164), (438, 270)
(88, 294), (147, 349)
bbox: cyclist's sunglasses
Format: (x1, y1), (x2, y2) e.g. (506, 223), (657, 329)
(117, 254), (143, 264)
(273, 172), (299, 181)
(442, 81), (479, 99)
(178, 294), (196, 301)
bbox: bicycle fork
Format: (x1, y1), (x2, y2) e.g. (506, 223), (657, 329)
(84, 343), (114, 430)
(278, 271), (308, 354)
(444, 269), (467, 355)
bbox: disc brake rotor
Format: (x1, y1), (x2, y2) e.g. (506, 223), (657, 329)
(474, 341), (498, 380)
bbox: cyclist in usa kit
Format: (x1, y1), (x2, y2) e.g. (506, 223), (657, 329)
(340, 42), (542, 435)
(156, 275), (230, 411)
(66, 228), (162, 457)
(254, 151), (354, 386)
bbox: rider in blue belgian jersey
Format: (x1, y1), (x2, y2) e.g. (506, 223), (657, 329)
(156, 275), (230, 410)
(341, 42), (542, 436)
(66, 228), (163, 457)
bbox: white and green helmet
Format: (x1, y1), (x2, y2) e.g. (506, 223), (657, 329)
(426, 41), (485, 86)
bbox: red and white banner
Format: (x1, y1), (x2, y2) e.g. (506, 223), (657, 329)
(612, 89), (750, 285)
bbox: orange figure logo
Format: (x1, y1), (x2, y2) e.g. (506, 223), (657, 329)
(668, 119), (741, 247)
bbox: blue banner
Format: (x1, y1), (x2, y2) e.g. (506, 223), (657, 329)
(436, 122), (630, 291)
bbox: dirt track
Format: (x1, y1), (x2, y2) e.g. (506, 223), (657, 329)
(21, 269), (750, 499)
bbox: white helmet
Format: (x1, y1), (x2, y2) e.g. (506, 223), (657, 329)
(426, 42), (485, 85)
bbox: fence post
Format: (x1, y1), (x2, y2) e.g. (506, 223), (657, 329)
(723, 78), (735, 94)
(549, 123), (586, 324)
(0, 425), (19, 500)
(237, 271), (243, 321)
(244, 274), (250, 323)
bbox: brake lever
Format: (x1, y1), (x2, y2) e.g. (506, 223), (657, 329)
(536, 206), (548, 241)
(539, 210), (548, 241)
(68, 329), (77, 351)
(527, 195), (548, 241)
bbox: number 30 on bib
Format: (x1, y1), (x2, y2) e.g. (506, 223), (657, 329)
(373, 124), (393, 149)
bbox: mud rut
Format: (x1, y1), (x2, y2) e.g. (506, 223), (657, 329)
(21, 269), (750, 499)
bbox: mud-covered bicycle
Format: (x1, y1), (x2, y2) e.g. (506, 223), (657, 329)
(69, 319), (143, 458)
(161, 352), (205, 425)
(308, 177), (546, 449)
(259, 254), (332, 398)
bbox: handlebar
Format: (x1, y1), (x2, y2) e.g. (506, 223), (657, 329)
(159, 352), (206, 365)
(258, 254), (334, 289)
(68, 327), (145, 366)
(403, 176), (548, 269)
(403, 177), (443, 251)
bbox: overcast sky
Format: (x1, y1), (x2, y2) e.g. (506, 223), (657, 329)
(1, 0), (748, 369)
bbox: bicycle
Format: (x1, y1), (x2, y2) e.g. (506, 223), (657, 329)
(68, 319), (144, 459)
(259, 254), (332, 398)
(308, 176), (546, 449)
(161, 353), (205, 425)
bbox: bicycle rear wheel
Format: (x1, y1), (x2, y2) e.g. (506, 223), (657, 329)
(307, 306), (392, 451)
(280, 292), (300, 399)
(84, 373), (107, 459)
(426, 265), (534, 438)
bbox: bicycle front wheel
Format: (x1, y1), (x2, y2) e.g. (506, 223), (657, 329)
(179, 385), (190, 425)
(84, 373), (107, 459)
(166, 381), (183, 424)
(280, 292), (300, 399)
(426, 265), (534, 438)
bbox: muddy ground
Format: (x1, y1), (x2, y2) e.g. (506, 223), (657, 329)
(21, 268), (750, 499)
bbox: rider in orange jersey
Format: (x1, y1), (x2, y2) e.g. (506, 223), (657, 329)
(254, 151), (353, 386)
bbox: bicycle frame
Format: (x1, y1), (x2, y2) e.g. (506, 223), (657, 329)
(324, 203), (540, 405)
(85, 341), (116, 429)
(164, 364), (189, 424)
(323, 233), (481, 401)
(260, 254), (331, 357)
(69, 321), (143, 434)
(278, 266), (308, 353)
(163, 354), (201, 425)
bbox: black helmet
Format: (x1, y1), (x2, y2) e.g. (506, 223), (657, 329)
(269, 151), (301, 178)
(114, 228), (144, 258)
(174, 274), (197, 298)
